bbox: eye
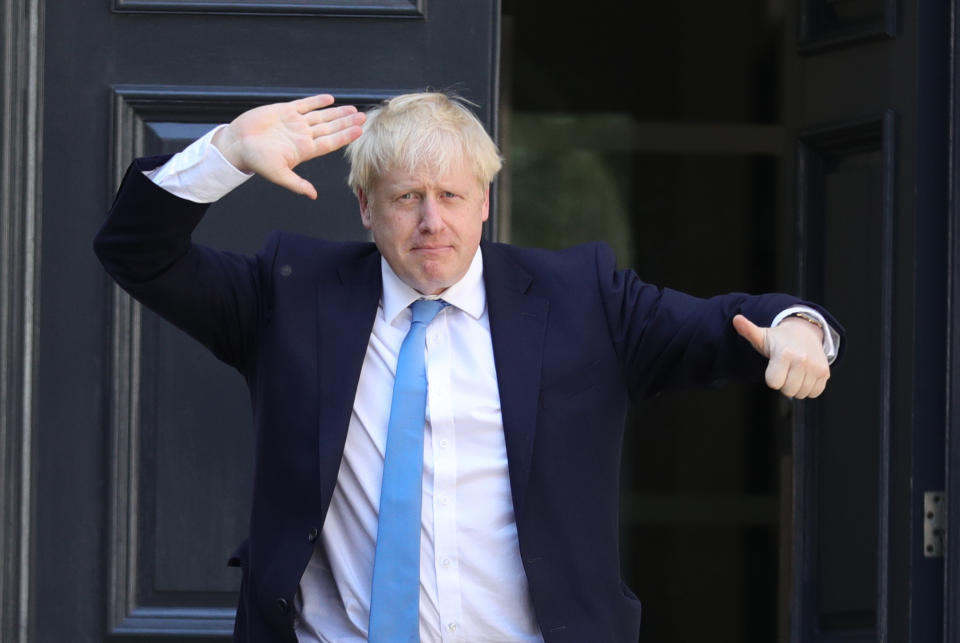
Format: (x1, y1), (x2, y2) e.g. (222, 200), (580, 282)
(397, 192), (418, 202)
(441, 191), (459, 199)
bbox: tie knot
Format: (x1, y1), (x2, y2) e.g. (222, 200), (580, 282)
(410, 298), (446, 325)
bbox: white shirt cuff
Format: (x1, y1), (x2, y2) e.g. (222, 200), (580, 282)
(771, 306), (840, 364)
(143, 124), (253, 203)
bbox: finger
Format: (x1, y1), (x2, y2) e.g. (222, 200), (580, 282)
(270, 167), (318, 200)
(313, 125), (365, 156)
(793, 371), (817, 399)
(764, 352), (790, 391)
(807, 375), (828, 398)
(292, 94), (335, 114)
(306, 104), (360, 126)
(798, 357), (831, 398)
(779, 372), (801, 398)
(732, 314), (767, 356)
(310, 112), (366, 139)
(779, 353), (809, 398)
(803, 361), (830, 398)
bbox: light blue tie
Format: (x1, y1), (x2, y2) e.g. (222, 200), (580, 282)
(369, 298), (445, 643)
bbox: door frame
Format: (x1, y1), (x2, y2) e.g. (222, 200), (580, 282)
(945, 0), (960, 639)
(0, 0), (42, 641)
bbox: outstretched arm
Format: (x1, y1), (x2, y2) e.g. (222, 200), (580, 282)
(732, 314), (831, 399)
(212, 94), (366, 200)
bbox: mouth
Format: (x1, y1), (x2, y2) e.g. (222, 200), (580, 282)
(412, 245), (453, 254)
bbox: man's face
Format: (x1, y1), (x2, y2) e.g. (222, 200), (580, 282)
(359, 159), (489, 295)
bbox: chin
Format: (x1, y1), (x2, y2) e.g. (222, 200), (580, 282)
(415, 280), (451, 296)
(412, 267), (458, 294)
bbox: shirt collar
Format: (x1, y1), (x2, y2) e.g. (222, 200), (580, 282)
(380, 247), (487, 325)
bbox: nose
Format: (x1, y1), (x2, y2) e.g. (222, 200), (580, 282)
(418, 196), (445, 234)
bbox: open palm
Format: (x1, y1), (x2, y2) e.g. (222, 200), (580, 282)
(213, 94), (366, 200)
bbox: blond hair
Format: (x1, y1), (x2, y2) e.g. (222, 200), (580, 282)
(345, 92), (503, 195)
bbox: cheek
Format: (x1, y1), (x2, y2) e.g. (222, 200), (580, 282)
(457, 215), (485, 245)
(374, 216), (417, 251)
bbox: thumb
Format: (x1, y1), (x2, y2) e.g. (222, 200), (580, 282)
(732, 314), (768, 357)
(271, 168), (318, 200)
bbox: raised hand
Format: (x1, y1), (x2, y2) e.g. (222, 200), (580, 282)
(732, 314), (831, 399)
(213, 94), (366, 200)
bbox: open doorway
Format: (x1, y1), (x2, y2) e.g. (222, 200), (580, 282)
(500, 1), (791, 640)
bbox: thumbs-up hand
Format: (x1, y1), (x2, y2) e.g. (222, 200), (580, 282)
(732, 314), (831, 399)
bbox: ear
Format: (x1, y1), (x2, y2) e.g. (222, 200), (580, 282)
(480, 186), (490, 223)
(357, 188), (373, 230)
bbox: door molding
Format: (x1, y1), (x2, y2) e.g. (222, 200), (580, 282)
(111, 0), (424, 17)
(945, 0), (960, 638)
(792, 112), (896, 643)
(797, 0), (897, 52)
(105, 86), (398, 636)
(0, 0), (43, 641)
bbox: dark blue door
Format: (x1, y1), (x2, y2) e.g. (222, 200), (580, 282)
(783, 1), (948, 641)
(12, 2), (500, 640)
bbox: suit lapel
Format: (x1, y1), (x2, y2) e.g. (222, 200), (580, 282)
(482, 242), (548, 519)
(315, 247), (382, 510)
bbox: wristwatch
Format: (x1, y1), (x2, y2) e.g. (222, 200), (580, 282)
(787, 311), (823, 331)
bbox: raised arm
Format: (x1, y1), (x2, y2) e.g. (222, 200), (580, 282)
(94, 95), (365, 372)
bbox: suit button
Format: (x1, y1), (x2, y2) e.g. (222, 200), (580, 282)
(276, 597), (289, 612)
(307, 527), (319, 542)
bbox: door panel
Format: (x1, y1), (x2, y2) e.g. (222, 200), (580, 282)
(105, 89), (382, 637)
(793, 114), (894, 638)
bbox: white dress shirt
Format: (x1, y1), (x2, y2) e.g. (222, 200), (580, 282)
(145, 127), (839, 643)
(293, 251), (542, 642)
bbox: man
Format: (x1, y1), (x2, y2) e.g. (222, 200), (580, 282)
(95, 92), (841, 642)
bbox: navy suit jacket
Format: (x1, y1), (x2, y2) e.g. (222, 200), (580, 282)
(95, 157), (843, 642)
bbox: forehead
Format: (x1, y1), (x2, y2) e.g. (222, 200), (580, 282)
(374, 158), (481, 191)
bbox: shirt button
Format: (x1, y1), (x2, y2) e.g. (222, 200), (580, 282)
(439, 496), (449, 506)
(439, 439), (449, 449)
(447, 622), (459, 633)
(441, 557), (451, 567)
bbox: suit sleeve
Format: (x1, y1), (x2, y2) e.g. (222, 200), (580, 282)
(94, 156), (273, 373)
(593, 243), (845, 399)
